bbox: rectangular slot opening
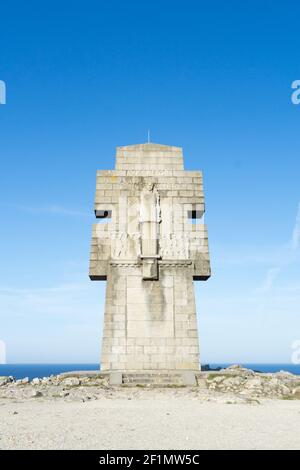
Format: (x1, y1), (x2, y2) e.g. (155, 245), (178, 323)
(95, 210), (112, 219)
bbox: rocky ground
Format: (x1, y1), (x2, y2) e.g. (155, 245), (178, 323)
(0, 365), (299, 404)
(0, 366), (299, 449)
(204, 365), (300, 400)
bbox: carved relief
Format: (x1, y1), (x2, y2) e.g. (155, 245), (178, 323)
(159, 235), (189, 259)
(139, 182), (161, 258)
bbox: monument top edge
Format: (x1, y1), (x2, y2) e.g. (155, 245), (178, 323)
(116, 142), (182, 151)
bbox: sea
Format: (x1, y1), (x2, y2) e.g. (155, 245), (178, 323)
(0, 363), (299, 380)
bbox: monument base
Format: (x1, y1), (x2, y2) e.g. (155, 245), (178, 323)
(60, 369), (204, 386)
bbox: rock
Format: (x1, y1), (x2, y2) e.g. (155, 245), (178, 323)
(31, 378), (41, 385)
(276, 370), (294, 377)
(0, 376), (13, 387)
(47, 376), (60, 386)
(222, 377), (244, 387)
(207, 382), (216, 390)
(244, 378), (262, 389)
(61, 377), (81, 387)
(213, 376), (225, 384)
(80, 378), (92, 385)
(41, 378), (51, 385)
(82, 396), (92, 402)
(220, 365), (254, 376)
(268, 378), (280, 387)
(31, 390), (43, 398)
(291, 386), (300, 398)
(15, 377), (29, 385)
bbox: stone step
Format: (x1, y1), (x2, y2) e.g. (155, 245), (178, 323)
(122, 373), (185, 386)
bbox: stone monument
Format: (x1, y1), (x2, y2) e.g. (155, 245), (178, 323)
(89, 143), (210, 373)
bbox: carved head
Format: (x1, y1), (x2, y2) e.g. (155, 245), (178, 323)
(146, 181), (155, 191)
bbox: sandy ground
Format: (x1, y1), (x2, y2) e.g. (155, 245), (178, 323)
(0, 392), (300, 450)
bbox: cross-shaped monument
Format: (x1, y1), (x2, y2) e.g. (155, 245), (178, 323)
(90, 143), (210, 372)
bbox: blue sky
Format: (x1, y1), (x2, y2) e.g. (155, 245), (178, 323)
(0, 0), (299, 364)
